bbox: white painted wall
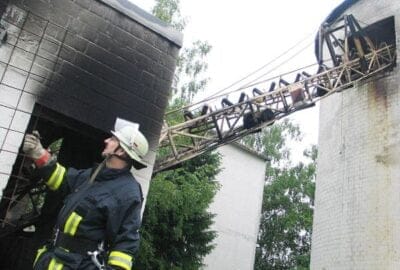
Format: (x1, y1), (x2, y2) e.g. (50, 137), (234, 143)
(311, 1), (400, 268)
(0, 71), (34, 197)
(202, 143), (266, 270)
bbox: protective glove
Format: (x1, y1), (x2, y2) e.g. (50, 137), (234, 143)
(23, 131), (50, 167)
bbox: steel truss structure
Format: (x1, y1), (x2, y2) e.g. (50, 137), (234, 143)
(154, 15), (396, 173)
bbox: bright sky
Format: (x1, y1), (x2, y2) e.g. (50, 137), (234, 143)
(132, 0), (344, 162)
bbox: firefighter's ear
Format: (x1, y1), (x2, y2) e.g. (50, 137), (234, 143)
(115, 146), (131, 161)
(114, 146), (126, 156)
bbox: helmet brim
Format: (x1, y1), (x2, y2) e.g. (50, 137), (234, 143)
(111, 130), (148, 169)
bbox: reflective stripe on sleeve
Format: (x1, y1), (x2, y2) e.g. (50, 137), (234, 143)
(46, 163), (66, 191)
(63, 211), (83, 236)
(108, 250), (133, 270)
(47, 258), (63, 270)
(33, 245), (47, 266)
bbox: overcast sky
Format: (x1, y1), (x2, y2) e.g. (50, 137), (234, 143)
(133, 0), (345, 162)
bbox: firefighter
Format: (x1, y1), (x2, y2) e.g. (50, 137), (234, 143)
(23, 119), (148, 270)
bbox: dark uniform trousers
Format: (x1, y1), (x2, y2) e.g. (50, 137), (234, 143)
(32, 161), (143, 270)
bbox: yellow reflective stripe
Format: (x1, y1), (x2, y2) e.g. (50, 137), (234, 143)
(46, 163), (66, 191)
(33, 245), (47, 266)
(63, 211), (82, 236)
(48, 258), (63, 270)
(108, 251), (133, 270)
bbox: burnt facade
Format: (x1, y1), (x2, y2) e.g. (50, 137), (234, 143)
(0, 0), (182, 268)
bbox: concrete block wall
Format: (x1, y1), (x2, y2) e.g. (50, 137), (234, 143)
(203, 144), (267, 270)
(0, 0), (182, 196)
(310, 0), (400, 269)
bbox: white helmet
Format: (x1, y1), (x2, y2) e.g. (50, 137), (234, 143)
(111, 119), (149, 169)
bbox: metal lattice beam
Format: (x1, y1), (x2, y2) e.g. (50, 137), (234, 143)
(155, 15), (396, 173)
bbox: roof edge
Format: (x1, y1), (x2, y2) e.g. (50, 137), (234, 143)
(99, 0), (183, 48)
(230, 142), (270, 162)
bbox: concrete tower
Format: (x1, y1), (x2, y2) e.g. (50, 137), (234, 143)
(311, 0), (400, 269)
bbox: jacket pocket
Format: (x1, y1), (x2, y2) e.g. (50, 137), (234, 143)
(74, 195), (98, 218)
(62, 195), (98, 236)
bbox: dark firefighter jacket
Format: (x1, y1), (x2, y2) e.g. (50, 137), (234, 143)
(33, 160), (143, 270)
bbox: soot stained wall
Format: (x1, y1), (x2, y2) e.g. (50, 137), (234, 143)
(0, 1), (181, 267)
(0, 0), (181, 165)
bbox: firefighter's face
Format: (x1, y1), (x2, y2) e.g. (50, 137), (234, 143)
(102, 136), (121, 157)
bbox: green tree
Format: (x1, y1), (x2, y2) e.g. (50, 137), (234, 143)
(135, 154), (220, 270)
(175, 40), (211, 103)
(134, 1), (219, 269)
(152, 0), (186, 31)
(153, 0), (212, 104)
(241, 119), (316, 269)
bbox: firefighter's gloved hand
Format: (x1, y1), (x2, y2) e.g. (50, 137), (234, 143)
(23, 131), (45, 159)
(23, 131), (50, 167)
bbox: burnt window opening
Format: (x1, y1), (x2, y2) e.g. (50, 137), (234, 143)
(315, 15), (397, 98)
(365, 16), (395, 50)
(0, 104), (107, 270)
(348, 16), (396, 62)
(317, 15), (396, 70)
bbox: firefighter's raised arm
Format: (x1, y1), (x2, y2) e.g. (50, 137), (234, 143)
(23, 131), (67, 191)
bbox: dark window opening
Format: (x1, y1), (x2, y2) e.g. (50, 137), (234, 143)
(348, 16), (396, 61)
(364, 16), (395, 50)
(0, 104), (108, 270)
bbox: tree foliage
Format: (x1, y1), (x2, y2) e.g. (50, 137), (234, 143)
(152, 0), (186, 31)
(152, 0), (212, 104)
(175, 40), (211, 103)
(240, 118), (301, 165)
(242, 119), (316, 269)
(134, 154), (221, 269)
(134, 1), (219, 269)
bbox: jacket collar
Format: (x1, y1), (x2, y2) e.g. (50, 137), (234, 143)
(93, 165), (131, 182)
